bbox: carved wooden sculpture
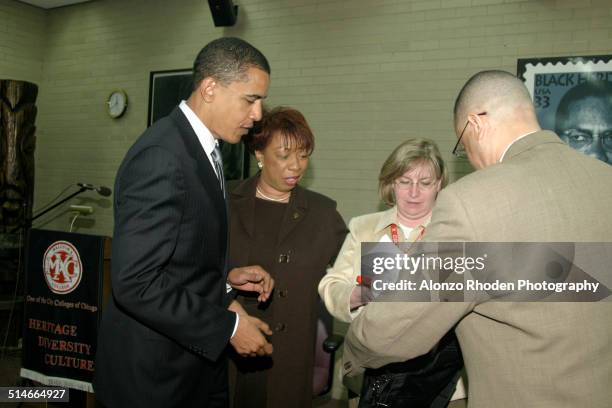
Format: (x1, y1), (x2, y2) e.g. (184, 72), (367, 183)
(0, 81), (37, 346)
(0, 80), (38, 233)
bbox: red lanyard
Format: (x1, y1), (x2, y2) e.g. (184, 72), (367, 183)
(390, 223), (400, 244)
(390, 223), (425, 245)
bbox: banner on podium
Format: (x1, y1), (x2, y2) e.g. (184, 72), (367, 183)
(21, 229), (107, 392)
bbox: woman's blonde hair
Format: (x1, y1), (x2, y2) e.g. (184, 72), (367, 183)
(379, 138), (448, 206)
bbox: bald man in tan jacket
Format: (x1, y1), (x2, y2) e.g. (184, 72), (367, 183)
(342, 70), (612, 408)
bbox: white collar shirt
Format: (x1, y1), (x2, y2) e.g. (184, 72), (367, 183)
(178, 100), (221, 179)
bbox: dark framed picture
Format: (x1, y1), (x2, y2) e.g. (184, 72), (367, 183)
(147, 69), (250, 179)
(517, 55), (612, 164)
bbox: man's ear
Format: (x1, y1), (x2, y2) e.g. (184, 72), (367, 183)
(199, 77), (217, 103)
(469, 113), (486, 141)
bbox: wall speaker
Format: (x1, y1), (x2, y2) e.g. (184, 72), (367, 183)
(208, 0), (239, 27)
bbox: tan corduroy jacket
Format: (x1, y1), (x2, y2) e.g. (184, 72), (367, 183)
(342, 131), (612, 408)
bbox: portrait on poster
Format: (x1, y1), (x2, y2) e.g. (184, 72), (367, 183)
(517, 55), (612, 164)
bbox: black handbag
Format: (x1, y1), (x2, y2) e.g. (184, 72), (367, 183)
(358, 330), (463, 408)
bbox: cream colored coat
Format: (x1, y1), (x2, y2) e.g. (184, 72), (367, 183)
(319, 207), (467, 401)
(342, 131), (612, 408)
(318, 206), (425, 323)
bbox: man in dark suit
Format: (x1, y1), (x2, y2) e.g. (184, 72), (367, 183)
(94, 37), (274, 408)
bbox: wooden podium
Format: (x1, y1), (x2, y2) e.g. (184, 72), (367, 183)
(20, 229), (111, 407)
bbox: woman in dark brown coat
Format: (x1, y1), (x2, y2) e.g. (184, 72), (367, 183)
(228, 107), (347, 408)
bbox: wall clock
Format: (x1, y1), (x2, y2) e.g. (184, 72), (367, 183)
(107, 89), (128, 118)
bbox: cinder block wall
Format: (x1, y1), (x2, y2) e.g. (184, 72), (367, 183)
(2, 0), (612, 397)
(3, 0), (611, 235)
(0, 1), (45, 83)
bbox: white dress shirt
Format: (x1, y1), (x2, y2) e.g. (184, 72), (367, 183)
(178, 101), (239, 338)
(179, 101), (221, 178)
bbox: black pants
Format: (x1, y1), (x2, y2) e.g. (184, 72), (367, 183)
(359, 330), (463, 408)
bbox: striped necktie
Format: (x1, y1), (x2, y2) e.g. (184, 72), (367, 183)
(211, 145), (226, 198)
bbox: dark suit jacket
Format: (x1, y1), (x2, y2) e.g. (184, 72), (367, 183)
(94, 107), (236, 408)
(228, 176), (348, 408)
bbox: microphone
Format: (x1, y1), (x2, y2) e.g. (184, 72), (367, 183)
(77, 183), (112, 197)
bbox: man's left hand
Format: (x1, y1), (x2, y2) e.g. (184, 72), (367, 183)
(228, 265), (274, 302)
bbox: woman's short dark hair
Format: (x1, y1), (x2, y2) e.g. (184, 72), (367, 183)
(245, 107), (314, 154)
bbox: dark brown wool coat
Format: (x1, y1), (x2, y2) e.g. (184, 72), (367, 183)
(228, 175), (347, 408)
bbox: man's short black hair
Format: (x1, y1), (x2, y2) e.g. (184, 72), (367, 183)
(192, 37), (270, 89)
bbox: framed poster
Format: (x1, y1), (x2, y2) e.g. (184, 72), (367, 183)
(147, 69), (250, 179)
(517, 55), (612, 164)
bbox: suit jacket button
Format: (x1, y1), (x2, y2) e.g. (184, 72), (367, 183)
(293, 212), (300, 219)
(279, 289), (288, 298)
(274, 323), (286, 332)
(278, 254), (290, 263)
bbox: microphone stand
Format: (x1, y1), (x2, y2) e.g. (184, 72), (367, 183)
(9, 186), (89, 234)
(3, 186), (90, 356)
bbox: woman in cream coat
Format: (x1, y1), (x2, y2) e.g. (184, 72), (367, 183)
(319, 138), (466, 408)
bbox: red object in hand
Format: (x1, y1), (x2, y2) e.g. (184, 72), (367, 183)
(356, 275), (372, 287)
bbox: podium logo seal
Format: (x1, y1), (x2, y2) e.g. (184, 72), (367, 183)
(43, 240), (83, 294)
